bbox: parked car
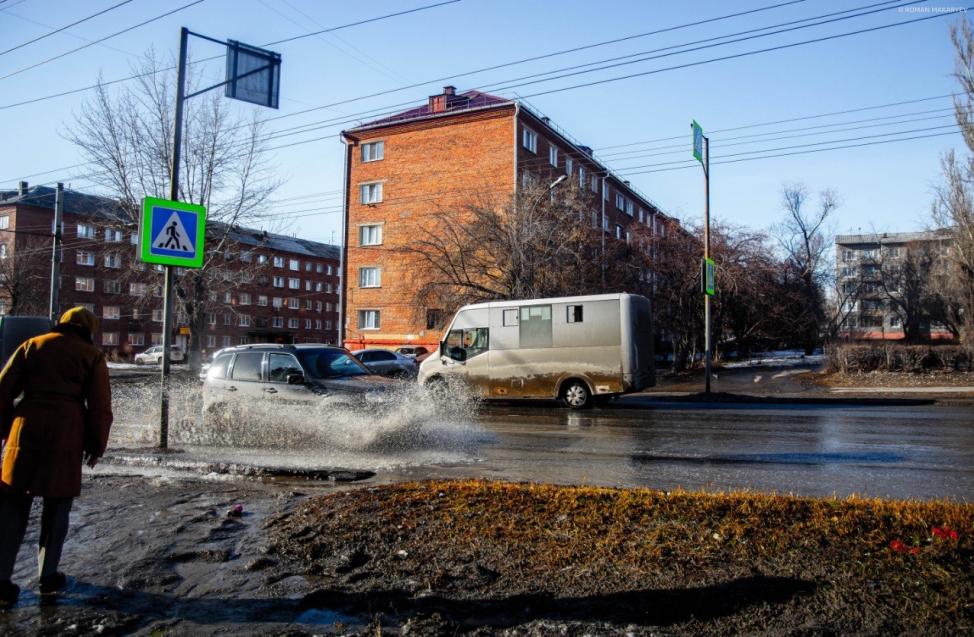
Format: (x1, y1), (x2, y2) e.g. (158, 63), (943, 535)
(351, 349), (418, 379)
(202, 344), (398, 426)
(135, 345), (185, 365)
(395, 345), (429, 359)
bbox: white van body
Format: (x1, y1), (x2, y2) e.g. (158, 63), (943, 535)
(418, 293), (654, 408)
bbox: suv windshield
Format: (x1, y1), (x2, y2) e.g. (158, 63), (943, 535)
(296, 348), (371, 379)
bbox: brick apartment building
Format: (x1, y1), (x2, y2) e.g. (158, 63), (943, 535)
(835, 230), (953, 340)
(0, 183), (341, 358)
(340, 86), (673, 351)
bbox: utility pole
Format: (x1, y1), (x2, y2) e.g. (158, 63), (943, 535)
(49, 182), (64, 324)
(692, 121), (713, 395)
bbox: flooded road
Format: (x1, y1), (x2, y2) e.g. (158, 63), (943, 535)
(107, 377), (974, 501)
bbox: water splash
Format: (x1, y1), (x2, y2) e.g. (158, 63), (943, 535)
(108, 375), (486, 471)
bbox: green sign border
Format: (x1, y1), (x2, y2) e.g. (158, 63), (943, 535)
(692, 120), (704, 165)
(704, 257), (715, 296)
(138, 197), (206, 268)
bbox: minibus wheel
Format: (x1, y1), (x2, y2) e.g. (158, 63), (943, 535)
(561, 380), (591, 409)
(425, 378), (450, 402)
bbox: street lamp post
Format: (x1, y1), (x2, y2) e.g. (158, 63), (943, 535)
(692, 120), (713, 395)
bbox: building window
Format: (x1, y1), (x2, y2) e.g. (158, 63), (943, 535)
(565, 157), (573, 175)
(549, 146), (558, 167)
(567, 305), (583, 323)
(625, 200), (634, 217)
(105, 229), (122, 242)
(317, 301), (323, 312)
(523, 128), (537, 153)
(207, 335), (216, 348)
(239, 315), (251, 327)
(591, 175), (599, 193)
(615, 193), (624, 210)
(273, 256), (284, 267)
(325, 320), (333, 330)
(890, 316), (902, 327)
(222, 336), (232, 347)
(273, 297), (283, 309)
(579, 166), (586, 184)
(288, 318), (299, 329)
(240, 250), (252, 262)
(0, 216), (7, 230)
(315, 282), (323, 292)
(208, 312), (217, 325)
(104, 253), (122, 268)
(75, 277), (95, 292)
(315, 320), (322, 330)
(76, 251), (95, 266)
(327, 265), (333, 275)
(359, 267), (381, 287)
(239, 336), (250, 345)
(288, 278), (300, 290)
(306, 300), (313, 310)
(258, 255), (268, 264)
(360, 182), (383, 204)
(0, 245), (5, 259)
(127, 333), (144, 346)
(102, 332), (119, 346)
(272, 317), (283, 328)
(616, 225), (623, 239)
(224, 292), (233, 303)
(257, 295), (268, 306)
(522, 172), (537, 189)
(358, 310), (380, 330)
(273, 276), (284, 288)
(222, 314), (230, 325)
(289, 259), (299, 271)
(360, 224), (382, 246)
(288, 298), (300, 310)
(77, 224), (95, 239)
(316, 264), (324, 274)
(151, 309), (163, 322)
(304, 319), (311, 330)
(239, 293), (251, 305)
(361, 141), (384, 162)
(103, 306), (120, 320)
(104, 280), (121, 294)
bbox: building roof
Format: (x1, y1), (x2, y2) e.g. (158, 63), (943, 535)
(346, 90), (512, 131)
(835, 230), (951, 245)
(1, 185), (340, 260)
(0, 184), (135, 223)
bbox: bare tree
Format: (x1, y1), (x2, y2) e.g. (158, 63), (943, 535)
(932, 18), (974, 350)
(406, 178), (648, 318)
(771, 182), (840, 354)
(0, 235), (50, 316)
(63, 50), (282, 367)
(877, 240), (950, 342)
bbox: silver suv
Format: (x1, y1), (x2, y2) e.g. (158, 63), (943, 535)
(202, 344), (397, 427)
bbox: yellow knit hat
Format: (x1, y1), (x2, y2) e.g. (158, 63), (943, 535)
(60, 307), (99, 334)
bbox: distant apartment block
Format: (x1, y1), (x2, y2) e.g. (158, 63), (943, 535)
(0, 183), (341, 357)
(835, 231), (952, 340)
(340, 86), (674, 351)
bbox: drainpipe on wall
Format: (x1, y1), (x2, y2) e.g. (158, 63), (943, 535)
(513, 102), (521, 189)
(601, 174), (608, 289)
(339, 132), (353, 347)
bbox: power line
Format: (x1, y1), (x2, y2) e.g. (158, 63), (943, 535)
(0, 0), (133, 57)
(0, 0), (205, 82)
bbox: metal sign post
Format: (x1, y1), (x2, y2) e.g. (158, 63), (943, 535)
(692, 121), (712, 395)
(144, 27), (281, 450)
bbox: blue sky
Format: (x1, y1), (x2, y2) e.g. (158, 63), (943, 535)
(0, 0), (968, 245)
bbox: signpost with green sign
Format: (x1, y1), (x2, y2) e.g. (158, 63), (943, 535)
(693, 119), (713, 394)
(138, 197), (206, 268)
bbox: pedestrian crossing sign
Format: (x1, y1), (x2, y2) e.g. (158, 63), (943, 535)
(138, 197), (207, 268)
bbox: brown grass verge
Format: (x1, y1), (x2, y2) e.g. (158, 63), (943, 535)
(268, 480), (974, 634)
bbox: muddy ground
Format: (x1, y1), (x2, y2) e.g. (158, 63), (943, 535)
(0, 470), (969, 636)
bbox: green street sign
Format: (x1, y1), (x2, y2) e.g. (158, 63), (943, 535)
(692, 120), (704, 164)
(702, 257), (715, 296)
(138, 197), (206, 268)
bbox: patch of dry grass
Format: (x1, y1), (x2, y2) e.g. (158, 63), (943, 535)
(271, 480), (974, 632)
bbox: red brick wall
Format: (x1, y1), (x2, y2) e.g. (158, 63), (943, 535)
(344, 107), (517, 350)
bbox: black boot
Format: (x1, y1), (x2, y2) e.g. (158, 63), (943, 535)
(38, 572), (66, 596)
(0, 580), (19, 607)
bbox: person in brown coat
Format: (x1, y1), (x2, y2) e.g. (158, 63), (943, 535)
(0, 307), (113, 607)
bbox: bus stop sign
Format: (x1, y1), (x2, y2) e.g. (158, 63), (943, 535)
(138, 197), (206, 268)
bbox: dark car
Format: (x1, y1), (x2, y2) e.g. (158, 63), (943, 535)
(351, 349), (418, 379)
(202, 344), (398, 427)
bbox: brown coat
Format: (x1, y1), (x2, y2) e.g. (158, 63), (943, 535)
(0, 326), (114, 497)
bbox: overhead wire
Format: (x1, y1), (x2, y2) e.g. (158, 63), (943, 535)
(0, 0), (205, 82)
(0, 0), (134, 57)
